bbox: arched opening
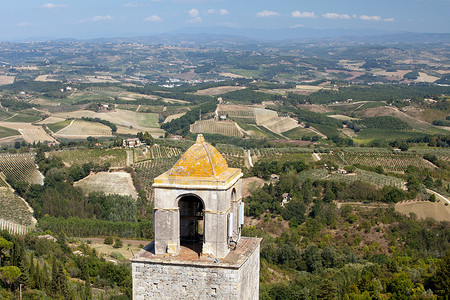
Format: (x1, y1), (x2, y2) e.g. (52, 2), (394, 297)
(231, 188), (236, 202)
(178, 195), (204, 255)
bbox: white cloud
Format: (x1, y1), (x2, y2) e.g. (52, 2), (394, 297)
(124, 3), (141, 8)
(290, 24), (305, 28)
(42, 3), (67, 9)
(92, 15), (113, 22)
(145, 15), (163, 22)
(322, 12), (351, 19)
(17, 22), (31, 27)
(256, 10), (280, 17)
(206, 8), (229, 15)
(291, 11), (316, 18)
(360, 15), (382, 21)
(187, 16), (202, 23)
(188, 8), (199, 17)
(383, 17), (395, 22)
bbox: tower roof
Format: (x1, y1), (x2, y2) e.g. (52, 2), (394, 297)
(169, 134), (228, 178)
(153, 134), (242, 189)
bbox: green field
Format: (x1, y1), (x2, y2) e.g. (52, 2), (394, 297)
(237, 122), (270, 138)
(49, 148), (127, 168)
(0, 126), (20, 139)
(355, 128), (427, 143)
(5, 113), (41, 123)
(47, 119), (71, 133)
(227, 68), (263, 78)
(0, 111), (12, 120)
(137, 113), (159, 128)
(283, 126), (320, 139)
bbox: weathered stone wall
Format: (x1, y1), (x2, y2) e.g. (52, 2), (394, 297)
(132, 244), (260, 300)
(238, 242), (260, 300)
(133, 262), (239, 299)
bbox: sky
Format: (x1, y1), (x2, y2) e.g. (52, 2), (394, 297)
(1, 0), (449, 41)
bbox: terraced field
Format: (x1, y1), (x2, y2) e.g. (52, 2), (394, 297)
(191, 120), (243, 138)
(0, 188), (35, 226)
(55, 120), (112, 136)
(49, 148), (127, 168)
(254, 108), (299, 134)
(133, 144), (183, 163)
(342, 153), (436, 172)
(0, 153), (44, 185)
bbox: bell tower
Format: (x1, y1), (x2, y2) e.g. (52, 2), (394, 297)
(131, 135), (261, 299)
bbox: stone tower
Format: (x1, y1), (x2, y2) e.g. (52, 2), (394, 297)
(131, 135), (261, 299)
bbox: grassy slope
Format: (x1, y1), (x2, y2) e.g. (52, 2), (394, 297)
(283, 126), (320, 139)
(47, 119), (72, 133)
(5, 113), (41, 123)
(0, 126), (20, 138)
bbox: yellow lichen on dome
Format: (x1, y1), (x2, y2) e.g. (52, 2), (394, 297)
(168, 134), (228, 178)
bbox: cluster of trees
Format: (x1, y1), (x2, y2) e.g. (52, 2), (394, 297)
(296, 109), (343, 128)
(38, 217), (153, 239)
(80, 117), (117, 134)
(346, 116), (411, 132)
(126, 85), (214, 104)
(246, 174), (412, 219)
(161, 101), (217, 136)
(136, 131), (154, 146)
(243, 156), (449, 299)
(407, 134), (450, 148)
(284, 85), (450, 105)
(432, 116), (450, 127)
(219, 89), (281, 104)
(0, 97), (35, 110)
(0, 231), (131, 298)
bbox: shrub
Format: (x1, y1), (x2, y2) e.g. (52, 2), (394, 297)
(113, 238), (123, 249)
(104, 237), (114, 245)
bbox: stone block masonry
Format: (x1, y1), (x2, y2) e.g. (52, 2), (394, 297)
(132, 237), (261, 299)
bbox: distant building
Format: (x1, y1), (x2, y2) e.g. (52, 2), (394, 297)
(124, 138), (141, 148)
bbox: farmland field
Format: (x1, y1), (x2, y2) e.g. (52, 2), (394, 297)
(0, 75), (15, 85)
(395, 200), (450, 222)
(0, 153), (44, 185)
(297, 168), (406, 190)
(51, 109), (159, 130)
(134, 156), (180, 197)
(46, 119), (72, 132)
(342, 153), (436, 172)
(163, 112), (186, 123)
(0, 188), (35, 226)
(254, 108), (300, 134)
(195, 86), (246, 95)
(74, 171), (138, 199)
(0, 126), (20, 139)
(4, 113), (41, 123)
(55, 120), (112, 136)
(0, 121), (57, 143)
(282, 126), (320, 140)
(133, 144), (183, 163)
(191, 120), (243, 138)
(49, 148), (127, 168)
(237, 122), (270, 138)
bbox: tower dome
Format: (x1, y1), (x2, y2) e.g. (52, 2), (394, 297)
(169, 134), (228, 178)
